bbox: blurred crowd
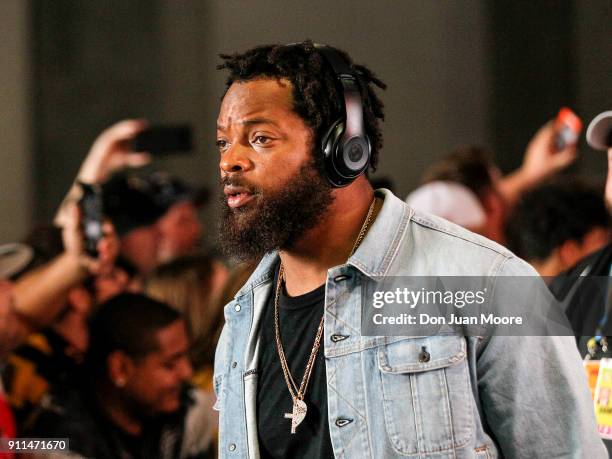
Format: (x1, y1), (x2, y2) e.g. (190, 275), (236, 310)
(0, 109), (611, 458)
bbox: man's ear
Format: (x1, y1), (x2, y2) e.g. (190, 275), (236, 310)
(107, 350), (135, 388)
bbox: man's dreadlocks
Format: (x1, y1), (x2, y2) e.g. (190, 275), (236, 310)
(217, 40), (386, 172)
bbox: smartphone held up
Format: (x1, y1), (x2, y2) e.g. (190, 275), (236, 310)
(131, 125), (193, 155)
(554, 107), (582, 152)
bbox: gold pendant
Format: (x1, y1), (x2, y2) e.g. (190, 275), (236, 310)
(284, 399), (307, 434)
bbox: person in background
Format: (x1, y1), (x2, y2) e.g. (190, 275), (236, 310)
(546, 110), (612, 453)
(29, 293), (216, 459)
(54, 120), (212, 275)
(145, 171), (209, 264)
(0, 206), (117, 358)
(506, 179), (610, 278)
(54, 120), (157, 276)
(0, 208), (116, 448)
(1, 226), (97, 432)
(422, 120), (578, 243)
(145, 255), (226, 388)
(101, 173), (168, 276)
(0, 243), (33, 450)
(548, 112), (612, 341)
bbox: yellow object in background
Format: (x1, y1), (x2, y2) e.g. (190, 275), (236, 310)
(594, 358), (612, 439)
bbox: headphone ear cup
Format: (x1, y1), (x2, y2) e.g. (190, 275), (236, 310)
(321, 118), (371, 187)
(321, 120), (347, 187)
(321, 119), (344, 163)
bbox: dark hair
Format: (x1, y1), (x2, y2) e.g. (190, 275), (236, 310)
(421, 146), (496, 202)
(217, 40), (386, 171)
(145, 254), (222, 369)
(506, 179), (610, 262)
(86, 293), (182, 379)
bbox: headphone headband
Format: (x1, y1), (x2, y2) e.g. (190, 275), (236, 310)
(314, 45), (365, 139)
(282, 42), (371, 187)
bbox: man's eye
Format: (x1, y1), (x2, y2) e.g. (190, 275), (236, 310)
(216, 139), (228, 151)
(252, 135), (271, 145)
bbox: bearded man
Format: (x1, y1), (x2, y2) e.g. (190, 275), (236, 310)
(213, 41), (605, 458)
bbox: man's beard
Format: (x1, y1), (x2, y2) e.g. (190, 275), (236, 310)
(218, 159), (335, 262)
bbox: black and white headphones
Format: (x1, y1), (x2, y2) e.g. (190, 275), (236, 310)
(314, 44), (372, 187)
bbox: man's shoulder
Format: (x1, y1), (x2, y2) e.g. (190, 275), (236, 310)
(402, 205), (524, 276)
(409, 207), (510, 255)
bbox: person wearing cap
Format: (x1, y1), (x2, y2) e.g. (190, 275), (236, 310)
(145, 171), (207, 264)
(422, 118), (579, 244)
(54, 121), (206, 274)
(546, 110), (612, 453)
(101, 172), (168, 275)
(406, 181), (487, 233)
(550, 111), (612, 342)
(52, 120), (157, 282)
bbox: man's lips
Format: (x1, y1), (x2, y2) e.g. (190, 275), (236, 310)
(224, 185), (255, 208)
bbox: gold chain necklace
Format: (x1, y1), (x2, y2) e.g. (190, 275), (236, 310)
(274, 197), (377, 434)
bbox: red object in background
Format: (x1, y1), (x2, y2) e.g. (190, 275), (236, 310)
(554, 107), (583, 151)
(0, 392), (16, 459)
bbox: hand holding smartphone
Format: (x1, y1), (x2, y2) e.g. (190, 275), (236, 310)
(554, 107), (582, 151)
(78, 182), (104, 258)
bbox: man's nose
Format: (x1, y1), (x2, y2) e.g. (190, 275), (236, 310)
(220, 144), (253, 175)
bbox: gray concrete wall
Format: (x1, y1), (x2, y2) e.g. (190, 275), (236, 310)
(0, 0), (32, 243)
(29, 0), (490, 246)
(15, 1), (612, 246)
(153, 0), (490, 241)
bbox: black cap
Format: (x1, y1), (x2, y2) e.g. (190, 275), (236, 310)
(144, 171), (210, 209)
(102, 173), (168, 236)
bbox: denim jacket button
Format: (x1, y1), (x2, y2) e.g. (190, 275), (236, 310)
(331, 334), (349, 342)
(333, 274), (351, 282)
(418, 347), (431, 363)
(234, 304), (241, 312)
(335, 418), (353, 427)
(228, 443), (236, 451)
(232, 361), (237, 368)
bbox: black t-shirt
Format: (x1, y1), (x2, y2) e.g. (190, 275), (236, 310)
(257, 266), (334, 459)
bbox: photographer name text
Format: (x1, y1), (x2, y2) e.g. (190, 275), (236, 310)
(372, 313), (523, 325)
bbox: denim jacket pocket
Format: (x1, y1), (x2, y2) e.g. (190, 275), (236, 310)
(377, 335), (474, 456)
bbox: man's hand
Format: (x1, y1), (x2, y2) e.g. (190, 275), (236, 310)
(77, 119), (151, 185)
(520, 120), (578, 185)
(55, 119), (150, 227)
(499, 120), (579, 207)
(62, 204), (120, 276)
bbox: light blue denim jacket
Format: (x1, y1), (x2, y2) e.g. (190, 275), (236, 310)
(214, 189), (606, 458)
